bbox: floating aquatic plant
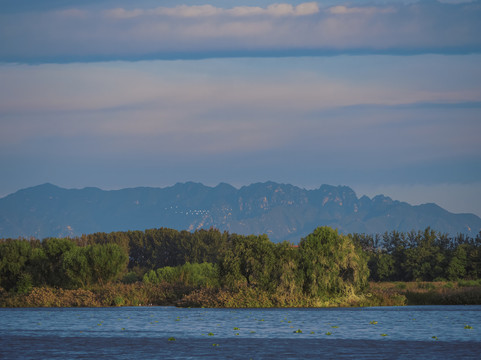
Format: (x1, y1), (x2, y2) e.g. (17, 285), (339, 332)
(381, 334), (388, 337)
(235, 333), (240, 336)
(168, 337), (176, 341)
(369, 321), (378, 325)
(234, 327), (240, 330)
(208, 332), (215, 336)
(212, 344), (219, 347)
(325, 332), (332, 336)
(331, 326), (339, 328)
(432, 336), (438, 340)
(464, 325), (473, 329)
(293, 329), (302, 333)
(310, 331), (315, 334)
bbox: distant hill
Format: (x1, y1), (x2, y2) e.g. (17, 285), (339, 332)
(0, 182), (480, 242)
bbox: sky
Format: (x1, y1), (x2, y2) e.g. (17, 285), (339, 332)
(0, 0), (480, 217)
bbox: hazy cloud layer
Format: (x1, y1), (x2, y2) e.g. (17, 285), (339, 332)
(2, 56), (480, 154)
(1, 1), (480, 62)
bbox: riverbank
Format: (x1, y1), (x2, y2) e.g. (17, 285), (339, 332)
(2, 281), (480, 308)
(370, 280), (481, 306)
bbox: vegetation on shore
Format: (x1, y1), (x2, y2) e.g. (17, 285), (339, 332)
(1, 226), (480, 308)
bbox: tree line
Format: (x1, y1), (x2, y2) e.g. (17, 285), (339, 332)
(353, 228), (481, 282)
(1, 226), (480, 297)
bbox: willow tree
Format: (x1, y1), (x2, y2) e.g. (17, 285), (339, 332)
(219, 234), (277, 291)
(299, 226), (369, 298)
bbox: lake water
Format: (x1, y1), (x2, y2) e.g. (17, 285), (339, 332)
(1, 305), (480, 359)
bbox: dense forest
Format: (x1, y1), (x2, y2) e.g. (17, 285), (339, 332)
(1, 226), (481, 307)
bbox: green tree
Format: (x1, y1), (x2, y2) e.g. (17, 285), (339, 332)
(402, 228), (446, 281)
(87, 244), (128, 285)
(62, 246), (92, 288)
(0, 239), (33, 292)
(446, 244), (468, 280)
(272, 241), (303, 296)
(299, 227), (369, 298)
(369, 252), (395, 281)
(41, 238), (75, 287)
(383, 230), (408, 281)
(219, 234), (277, 291)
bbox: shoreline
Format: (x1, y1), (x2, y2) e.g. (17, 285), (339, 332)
(2, 281), (481, 308)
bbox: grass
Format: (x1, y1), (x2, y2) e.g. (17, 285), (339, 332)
(368, 281), (481, 306)
(2, 280), (481, 308)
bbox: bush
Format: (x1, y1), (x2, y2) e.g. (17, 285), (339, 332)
(143, 262), (219, 288)
(458, 279), (481, 287)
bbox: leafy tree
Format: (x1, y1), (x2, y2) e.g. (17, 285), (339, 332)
(369, 252), (396, 281)
(0, 239), (33, 292)
(446, 244), (468, 280)
(41, 238), (75, 287)
(62, 246), (91, 288)
(402, 228), (446, 281)
(272, 241), (303, 296)
(383, 230), (408, 280)
(87, 244), (128, 285)
(299, 227), (369, 297)
(219, 234), (277, 291)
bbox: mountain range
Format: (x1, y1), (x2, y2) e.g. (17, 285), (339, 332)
(1, 182), (480, 242)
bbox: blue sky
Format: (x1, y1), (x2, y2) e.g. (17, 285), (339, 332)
(1, 0), (480, 217)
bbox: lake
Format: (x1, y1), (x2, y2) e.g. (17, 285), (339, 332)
(1, 305), (480, 359)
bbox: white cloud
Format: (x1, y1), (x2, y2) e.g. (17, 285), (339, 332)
(104, 3), (319, 19)
(295, 2), (320, 15)
(105, 8), (144, 19)
(227, 6), (267, 17)
(328, 5), (396, 15)
(1, 1), (480, 61)
(152, 5), (223, 18)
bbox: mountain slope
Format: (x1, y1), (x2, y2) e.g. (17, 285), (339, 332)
(0, 182), (480, 242)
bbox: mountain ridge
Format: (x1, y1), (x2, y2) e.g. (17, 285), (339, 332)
(1, 182), (480, 242)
